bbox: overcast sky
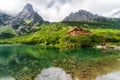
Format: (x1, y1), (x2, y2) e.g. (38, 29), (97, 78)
(0, 0), (120, 22)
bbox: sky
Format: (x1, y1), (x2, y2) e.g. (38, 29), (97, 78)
(0, 0), (120, 22)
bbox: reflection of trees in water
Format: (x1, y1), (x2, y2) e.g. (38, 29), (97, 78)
(0, 45), (57, 65)
(0, 45), (60, 78)
(0, 45), (120, 80)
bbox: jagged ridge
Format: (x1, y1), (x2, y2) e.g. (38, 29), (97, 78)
(63, 10), (103, 21)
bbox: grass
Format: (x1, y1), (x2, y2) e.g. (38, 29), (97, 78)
(0, 26), (16, 34)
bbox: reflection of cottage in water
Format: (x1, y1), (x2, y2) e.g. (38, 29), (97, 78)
(66, 26), (92, 36)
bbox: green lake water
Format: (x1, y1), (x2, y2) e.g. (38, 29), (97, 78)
(0, 45), (120, 80)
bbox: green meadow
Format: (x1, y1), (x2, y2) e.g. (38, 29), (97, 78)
(0, 22), (120, 48)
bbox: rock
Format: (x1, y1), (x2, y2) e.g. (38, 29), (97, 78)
(17, 3), (44, 23)
(10, 3), (44, 34)
(11, 3), (44, 24)
(35, 67), (72, 80)
(63, 10), (103, 21)
(0, 77), (15, 80)
(0, 3), (45, 36)
(96, 71), (120, 80)
(0, 12), (12, 26)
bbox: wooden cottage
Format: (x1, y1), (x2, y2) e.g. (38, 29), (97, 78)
(66, 26), (92, 36)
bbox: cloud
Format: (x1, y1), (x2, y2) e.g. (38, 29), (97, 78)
(0, 0), (23, 15)
(85, 0), (120, 15)
(0, 0), (120, 22)
(39, 0), (86, 22)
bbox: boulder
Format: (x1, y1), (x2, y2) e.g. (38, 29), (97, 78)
(0, 77), (15, 80)
(35, 67), (72, 80)
(96, 71), (120, 80)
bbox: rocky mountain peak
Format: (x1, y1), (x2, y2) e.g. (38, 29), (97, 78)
(63, 10), (102, 21)
(12, 3), (44, 23)
(22, 3), (34, 14)
(10, 3), (44, 35)
(78, 10), (92, 14)
(18, 3), (35, 17)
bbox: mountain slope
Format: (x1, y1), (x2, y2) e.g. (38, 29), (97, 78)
(0, 12), (12, 26)
(10, 3), (44, 35)
(11, 4), (44, 25)
(63, 10), (103, 21)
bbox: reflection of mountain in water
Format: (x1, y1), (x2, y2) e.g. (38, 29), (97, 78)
(0, 45), (56, 65)
(0, 45), (120, 80)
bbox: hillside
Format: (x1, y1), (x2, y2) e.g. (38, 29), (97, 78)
(10, 3), (44, 35)
(0, 22), (120, 49)
(0, 12), (12, 26)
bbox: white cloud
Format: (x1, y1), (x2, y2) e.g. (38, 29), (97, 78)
(85, 0), (120, 15)
(0, 0), (120, 22)
(103, 8), (120, 17)
(0, 0), (25, 15)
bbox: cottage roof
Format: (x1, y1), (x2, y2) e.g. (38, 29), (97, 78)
(66, 26), (82, 34)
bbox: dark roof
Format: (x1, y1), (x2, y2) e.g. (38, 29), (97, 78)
(66, 26), (83, 34)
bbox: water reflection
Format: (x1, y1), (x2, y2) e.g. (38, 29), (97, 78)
(0, 45), (120, 80)
(0, 45), (57, 65)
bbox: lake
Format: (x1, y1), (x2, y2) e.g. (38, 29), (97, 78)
(0, 45), (120, 80)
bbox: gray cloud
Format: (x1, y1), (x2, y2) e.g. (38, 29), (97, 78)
(47, 0), (55, 8)
(0, 0), (120, 22)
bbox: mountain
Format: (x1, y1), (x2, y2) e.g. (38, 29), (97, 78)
(63, 10), (103, 21)
(10, 3), (44, 35)
(12, 3), (44, 24)
(0, 3), (46, 37)
(0, 12), (12, 26)
(63, 10), (120, 29)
